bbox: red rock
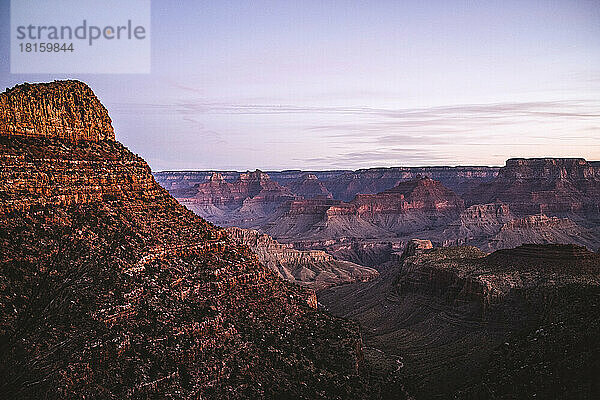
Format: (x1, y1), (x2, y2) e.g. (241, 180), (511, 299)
(226, 227), (379, 290)
(0, 81), (386, 399)
(465, 158), (600, 217)
(263, 177), (464, 240)
(177, 169), (298, 227)
(0, 80), (115, 142)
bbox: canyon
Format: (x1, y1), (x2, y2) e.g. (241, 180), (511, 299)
(153, 126), (600, 399)
(155, 158), (600, 269)
(320, 242), (600, 398)
(2, 79), (599, 399)
(0, 81), (401, 399)
(226, 227), (379, 290)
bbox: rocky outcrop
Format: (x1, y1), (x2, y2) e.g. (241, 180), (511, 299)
(441, 203), (514, 244)
(488, 214), (600, 251)
(177, 170), (298, 227)
(287, 173), (333, 199)
(465, 158), (600, 218)
(320, 244), (600, 398)
(0, 80), (115, 142)
(263, 177), (464, 240)
(401, 239), (433, 257)
(0, 81), (390, 399)
(436, 203), (600, 252)
(226, 227), (378, 290)
(292, 238), (404, 270)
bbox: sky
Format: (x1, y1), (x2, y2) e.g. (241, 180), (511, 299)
(1, 0), (599, 171)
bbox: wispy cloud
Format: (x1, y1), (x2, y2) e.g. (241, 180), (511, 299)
(107, 97), (600, 169)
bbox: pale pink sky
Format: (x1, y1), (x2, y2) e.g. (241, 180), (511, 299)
(1, 0), (599, 170)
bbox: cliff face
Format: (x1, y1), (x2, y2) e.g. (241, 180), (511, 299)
(320, 244), (600, 398)
(350, 177), (464, 215)
(0, 80), (115, 142)
(435, 203), (600, 251)
(0, 81), (386, 399)
(287, 173), (333, 199)
(322, 166), (499, 201)
(263, 177), (464, 240)
(176, 170), (298, 227)
(466, 158), (600, 218)
(153, 166), (498, 203)
(226, 227), (378, 290)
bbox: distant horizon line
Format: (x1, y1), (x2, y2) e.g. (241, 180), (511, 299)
(151, 157), (599, 174)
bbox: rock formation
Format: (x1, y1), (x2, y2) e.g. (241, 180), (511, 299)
(465, 158), (600, 218)
(156, 159), (600, 267)
(226, 227), (378, 290)
(0, 81), (400, 399)
(321, 166), (499, 201)
(320, 243), (600, 398)
(436, 203), (600, 251)
(176, 170), (298, 227)
(286, 173), (333, 199)
(153, 166), (498, 203)
(0, 80), (114, 141)
(263, 177), (464, 240)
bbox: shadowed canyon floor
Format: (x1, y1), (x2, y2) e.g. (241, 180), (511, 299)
(320, 242), (600, 398)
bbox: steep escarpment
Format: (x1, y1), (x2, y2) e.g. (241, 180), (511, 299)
(465, 158), (600, 218)
(0, 81), (396, 399)
(226, 227), (378, 290)
(176, 170), (298, 227)
(436, 203), (600, 252)
(263, 177), (464, 241)
(287, 173), (333, 199)
(320, 243), (600, 399)
(0, 80), (115, 141)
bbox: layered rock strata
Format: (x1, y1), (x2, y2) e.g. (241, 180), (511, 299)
(320, 243), (600, 398)
(466, 158), (600, 218)
(226, 227), (379, 290)
(0, 80), (115, 141)
(0, 81), (395, 399)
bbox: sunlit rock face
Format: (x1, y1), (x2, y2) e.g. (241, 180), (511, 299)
(0, 81), (392, 399)
(0, 80), (115, 142)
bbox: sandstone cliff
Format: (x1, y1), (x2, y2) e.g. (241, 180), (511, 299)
(177, 170), (298, 227)
(437, 203), (600, 252)
(226, 227), (378, 290)
(287, 173), (333, 199)
(0, 80), (115, 141)
(0, 81), (397, 399)
(263, 177), (464, 240)
(465, 158), (600, 218)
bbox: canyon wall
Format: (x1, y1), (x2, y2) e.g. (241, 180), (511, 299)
(0, 80), (115, 142)
(466, 158), (600, 217)
(0, 81), (390, 399)
(320, 243), (600, 398)
(226, 227), (379, 290)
